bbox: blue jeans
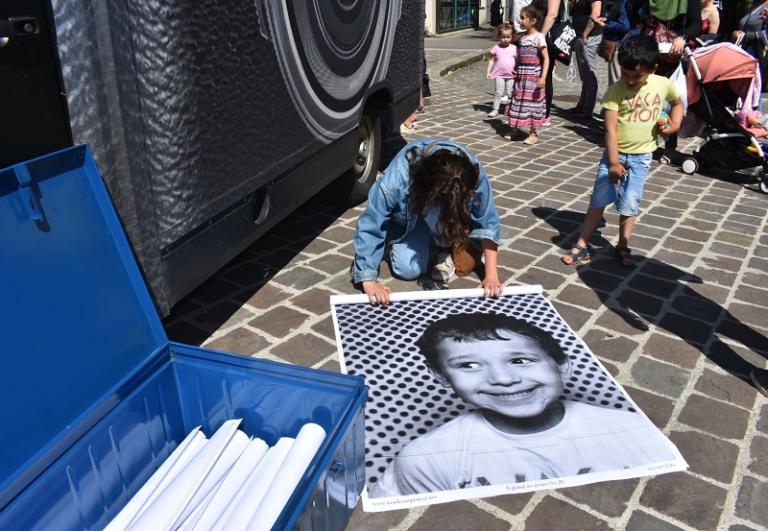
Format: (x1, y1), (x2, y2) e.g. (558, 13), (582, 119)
(390, 218), (431, 280)
(589, 152), (652, 216)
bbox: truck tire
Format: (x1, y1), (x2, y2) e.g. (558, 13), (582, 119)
(339, 111), (382, 205)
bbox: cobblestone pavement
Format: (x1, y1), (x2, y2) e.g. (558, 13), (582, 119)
(164, 43), (768, 531)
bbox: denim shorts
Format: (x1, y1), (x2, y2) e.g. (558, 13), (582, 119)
(588, 152), (652, 216)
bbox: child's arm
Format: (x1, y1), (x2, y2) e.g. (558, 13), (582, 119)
(604, 109), (624, 183)
(486, 56), (496, 80)
(480, 239), (502, 297)
(538, 43), (549, 88)
(661, 98), (683, 137)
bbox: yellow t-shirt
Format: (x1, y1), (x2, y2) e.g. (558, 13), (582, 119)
(602, 74), (680, 154)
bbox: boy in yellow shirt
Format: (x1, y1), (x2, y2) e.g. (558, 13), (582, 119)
(562, 34), (683, 267)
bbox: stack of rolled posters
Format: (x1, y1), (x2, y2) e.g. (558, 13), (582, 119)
(105, 420), (326, 531)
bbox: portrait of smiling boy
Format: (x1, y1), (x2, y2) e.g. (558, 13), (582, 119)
(370, 312), (677, 498)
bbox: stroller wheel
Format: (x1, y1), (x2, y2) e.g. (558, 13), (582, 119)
(681, 156), (699, 175)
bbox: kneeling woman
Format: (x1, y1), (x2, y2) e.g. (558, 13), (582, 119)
(350, 137), (503, 304)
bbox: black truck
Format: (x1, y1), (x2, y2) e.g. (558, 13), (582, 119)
(1, 0), (423, 314)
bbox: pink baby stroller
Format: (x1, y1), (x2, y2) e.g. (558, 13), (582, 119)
(679, 43), (768, 193)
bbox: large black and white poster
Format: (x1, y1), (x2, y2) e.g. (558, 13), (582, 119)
(330, 286), (687, 512)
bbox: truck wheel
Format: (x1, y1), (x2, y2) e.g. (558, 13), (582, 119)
(339, 112), (381, 205)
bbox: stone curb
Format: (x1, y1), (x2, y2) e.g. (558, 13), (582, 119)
(437, 52), (489, 80)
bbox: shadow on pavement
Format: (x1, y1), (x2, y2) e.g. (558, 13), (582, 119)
(533, 206), (768, 388)
(561, 123), (604, 146)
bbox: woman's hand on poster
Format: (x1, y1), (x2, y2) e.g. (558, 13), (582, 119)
(480, 275), (502, 298)
(362, 280), (392, 305)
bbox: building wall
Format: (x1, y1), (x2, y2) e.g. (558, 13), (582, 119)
(424, 0), (490, 35)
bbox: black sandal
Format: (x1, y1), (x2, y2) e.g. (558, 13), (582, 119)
(615, 246), (635, 268)
(561, 244), (591, 266)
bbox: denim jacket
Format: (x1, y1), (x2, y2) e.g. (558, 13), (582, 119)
(351, 137), (501, 283)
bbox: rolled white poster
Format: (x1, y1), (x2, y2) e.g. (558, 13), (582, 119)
(212, 437), (295, 531)
(185, 437), (269, 531)
(129, 419), (248, 531)
(106, 428), (206, 531)
(247, 423), (326, 531)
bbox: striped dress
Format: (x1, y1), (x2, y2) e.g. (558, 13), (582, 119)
(507, 32), (547, 129)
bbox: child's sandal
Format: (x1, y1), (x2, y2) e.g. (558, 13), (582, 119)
(614, 246), (635, 267)
(561, 244), (591, 266)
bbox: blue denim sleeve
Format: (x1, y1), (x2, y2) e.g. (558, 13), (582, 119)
(351, 178), (392, 283)
(468, 162), (501, 245)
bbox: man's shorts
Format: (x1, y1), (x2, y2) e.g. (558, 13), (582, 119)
(588, 152), (652, 216)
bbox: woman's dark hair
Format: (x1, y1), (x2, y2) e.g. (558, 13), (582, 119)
(408, 145), (480, 247)
(521, 4), (544, 31)
(415, 313), (568, 373)
(494, 21), (515, 40)
(618, 34), (659, 70)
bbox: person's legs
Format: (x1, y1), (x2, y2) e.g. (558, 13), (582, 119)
(573, 39), (588, 113)
(490, 78), (505, 116)
(390, 219), (431, 280)
(545, 45), (557, 119)
(504, 77), (514, 103)
(617, 215), (637, 248)
(607, 47), (621, 86)
(613, 152), (652, 265)
(563, 154), (615, 264)
(581, 34), (601, 116)
(664, 133), (678, 153)
(524, 126), (538, 144)
(575, 207), (607, 248)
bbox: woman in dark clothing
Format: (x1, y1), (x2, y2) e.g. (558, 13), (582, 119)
(734, 0), (768, 110)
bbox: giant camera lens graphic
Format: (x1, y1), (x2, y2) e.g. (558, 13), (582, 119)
(260, 0), (402, 142)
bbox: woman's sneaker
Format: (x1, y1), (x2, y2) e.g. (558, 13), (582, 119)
(431, 251), (456, 283)
(487, 110), (499, 118)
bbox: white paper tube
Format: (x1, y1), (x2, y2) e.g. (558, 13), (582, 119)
(129, 419), (248, 531)
(247, 423), (326, 531)
(106, 427), (206, 531)
(212, 437), (295, 531)
(186, 438), (269, 531)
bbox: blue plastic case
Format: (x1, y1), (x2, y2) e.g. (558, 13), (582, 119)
(0, 146), (366, 530)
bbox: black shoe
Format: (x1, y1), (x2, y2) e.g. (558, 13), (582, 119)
(750, 368), (768, 398)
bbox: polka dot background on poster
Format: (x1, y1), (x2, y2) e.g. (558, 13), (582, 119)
(334, 292), (635, 488)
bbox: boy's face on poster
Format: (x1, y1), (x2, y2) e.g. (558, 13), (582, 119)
(430, 331), (569, 422)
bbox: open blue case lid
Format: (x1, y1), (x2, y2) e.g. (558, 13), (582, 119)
(0, 146), (168, 500)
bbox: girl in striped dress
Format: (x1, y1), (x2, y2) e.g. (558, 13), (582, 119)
(507, 5), (550, 145)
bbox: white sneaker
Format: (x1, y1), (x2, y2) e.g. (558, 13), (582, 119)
(487, 110), (499, 118)
(500, 95), (510, 104)
(431, 252), (455, 283)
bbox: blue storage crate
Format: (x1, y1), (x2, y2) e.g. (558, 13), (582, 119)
(0, 146), (366, 530)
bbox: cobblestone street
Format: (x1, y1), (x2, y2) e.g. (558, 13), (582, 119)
(164, 35), (768, 531)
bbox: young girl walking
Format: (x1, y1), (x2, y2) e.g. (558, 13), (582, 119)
(507, 5), (549, 145)
(486, 23), (517, 118)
